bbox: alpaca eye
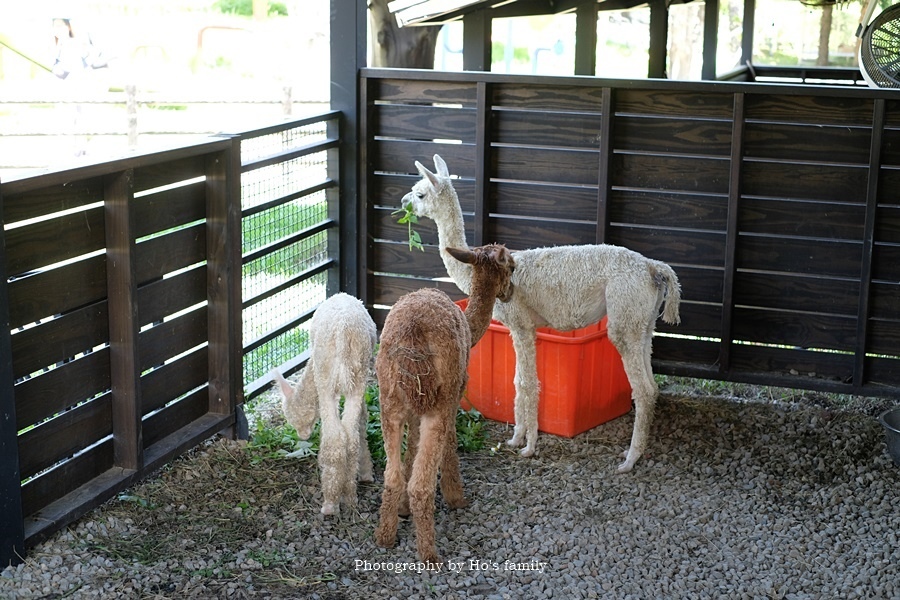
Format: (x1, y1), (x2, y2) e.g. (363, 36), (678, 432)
(416, 193), (424, 199)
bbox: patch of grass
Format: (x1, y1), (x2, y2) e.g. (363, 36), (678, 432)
(248, 377), (488, 469)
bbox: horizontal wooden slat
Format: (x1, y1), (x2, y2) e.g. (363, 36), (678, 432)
(374, 104), (477, 143)
(875, 204), (900, 243)
(491, 216), (597, 249)
(729, 343), (854, 384)
(139, 306), (208, 372)
(732, 307), (857, 351)
(734, 272), (860, 316)
(738, 198), (866, 240)
(10, 302), (108, 379)
(609, 190), (729, 231)
(132, 155), (206, 194)
(373, 78), (477, 106)
(493, 109), (602, 148)
(493, 83), (606, 112)
(137, 264), (207, 327)
(142, 388), (208, 450)
(653, 336), (721, 366)
(15, 350), (111, 431)
(133, 180), (207, 240)
(493, 180), (599, 222)
(373, 241), (450, 279)
(1, 178), (103, 225)
(881, 127), (900, 166)
(742, 160), (868, 204)
(609, 226), (726, 268)
(672, 266), (724, 304)
(4, 205), (105, 277)
(6, 254), (107, 329)
(867, 319), (900, 357)
(615, 89), (734, 119)
(870, 281), (900, 321)
(867, 355), (900, 387)
(744, 122), (872, 164)
(372, 139), (476, 177)
(17, 394), (112, 480)
(20, 439), (113, 518)
(494, 146), (599, 186)
(612, 153), (730, 194)
(373, 274), (464, 307)
(135, 223), (206, 285)
(745, 94), (875, 126)
(736, 235), (862, 278)
(613, 116), (732, 156)
(141, 346), (209, 416)
(661, 301), (723, 339)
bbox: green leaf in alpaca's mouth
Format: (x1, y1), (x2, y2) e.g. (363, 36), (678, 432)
(392, 202), (424, 251)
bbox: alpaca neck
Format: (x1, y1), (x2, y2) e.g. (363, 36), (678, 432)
(435, 188), (473, 294)
(464, 283), (498, 346)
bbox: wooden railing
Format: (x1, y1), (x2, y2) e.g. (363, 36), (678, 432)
(360, 68), (900, 400)
(0, 112), (341, 566)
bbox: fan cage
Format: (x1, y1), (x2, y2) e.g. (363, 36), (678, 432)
(860, 3), (900, 88)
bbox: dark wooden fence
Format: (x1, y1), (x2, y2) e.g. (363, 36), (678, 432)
(0, 113), (340, 565)
(360, 68), (900, 400)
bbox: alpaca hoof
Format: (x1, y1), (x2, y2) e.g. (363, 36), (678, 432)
(446, 496), (469, 510)
(420, 554), (443, 570)
(359, 472), (375, 483)
(519, 445), (535, 458)
(506, 432), (524, 448)
(616, 461), (635, 474)
(321, 502), (339, 516)
(373, 526), (396, 548)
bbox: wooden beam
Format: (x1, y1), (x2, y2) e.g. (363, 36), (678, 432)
(742, 0), (756, 66)
(853, 98), (886, 389)
(596, 87), (614, 244)
(0, 183), (26, 567)
(332, 0), (366, 296)
(718, 92), (745, 373)
(575, 1), (598, 76)
(104, 170), (143, 472)
(648, 0), (668, 78)
(463, 9), (492, 71)
(205, 149), (240, 419)
(474, 81), (492, 246)
(702, 0), (719, 79)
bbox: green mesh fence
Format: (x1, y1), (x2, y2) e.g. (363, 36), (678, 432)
(238, 117), (336, 396)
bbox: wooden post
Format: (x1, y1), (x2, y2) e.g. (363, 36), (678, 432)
(206, 147), (241, 418)
(742, 0), (756, 67)
(702, 0), (719, 79)
(104, 170), (143, 471)
(474, 81), (492, 247)
(463, 10), (492, 71)
(648, 0), (669, 78)
(0, 183), (26, 566)
(331, 0), (366, 297)
(575, 1), (598, 76)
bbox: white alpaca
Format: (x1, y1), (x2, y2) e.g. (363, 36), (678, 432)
(404, 155), (681, 472)
(272, 292), (377, 514)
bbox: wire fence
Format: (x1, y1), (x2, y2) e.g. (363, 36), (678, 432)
(237, 114), (338, 399)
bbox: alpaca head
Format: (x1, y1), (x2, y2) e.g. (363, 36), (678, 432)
(446, 243), (516, 302)
(403, 154), (454, 221)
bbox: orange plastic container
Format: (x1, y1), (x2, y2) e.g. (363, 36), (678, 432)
(456, 300), (633, 438)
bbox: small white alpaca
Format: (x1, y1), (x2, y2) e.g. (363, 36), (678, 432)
(374, 244), (516, 567)
(404, 155), (681, 472)
(272, 292), (377, 515)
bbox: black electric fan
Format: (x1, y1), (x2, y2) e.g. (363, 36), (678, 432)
(858, 0), (900, 88)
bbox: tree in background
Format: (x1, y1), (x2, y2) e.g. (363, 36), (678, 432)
(368, 0), (441, 68)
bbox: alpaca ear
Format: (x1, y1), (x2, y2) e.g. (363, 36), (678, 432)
(433, 154), (449, 178)
(445, 246), (475, 264)
(416, 160), (441, 191)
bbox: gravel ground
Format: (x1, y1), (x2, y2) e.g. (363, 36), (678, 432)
(2, 385), (899, 600)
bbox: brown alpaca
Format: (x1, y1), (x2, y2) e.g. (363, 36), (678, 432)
(374, 244), (515, 567)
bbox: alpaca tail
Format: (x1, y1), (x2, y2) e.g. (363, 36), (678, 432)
(651, 261), (681, 325)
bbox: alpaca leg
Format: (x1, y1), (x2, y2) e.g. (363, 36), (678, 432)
(506, 328), (541, 457)
(407, 411), (446, 567)
(318, 401), (347, 515)
(357, 401), (374, 483)
(339, 392), (365, 508)
(399, 415), (421, 517)
(610, 328), (658, 473)
(439, 403), (468, 509)
(374, 408), (406, 548)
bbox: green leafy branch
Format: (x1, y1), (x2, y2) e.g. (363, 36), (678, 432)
(392, 203), (424, 251)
